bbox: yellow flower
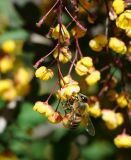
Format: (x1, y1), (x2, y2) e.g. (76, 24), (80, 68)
(35, 66), (54, 81)
(116, 93), (128, 108)
(112, 0), (125, 15)
(116, 10), (131, 30)
(0, 79), (13, 94)
(2, 87), (17, 101)
(109, 37), (127, 54)
(60, 75), (77, 87)
(125, 29), (131, 38)
(48, 112), (62, 124)
(88, 101), (101, 118)
(0, 56), (15, 73)
(53, 47), (72, 63)
(114, 133), (131, 148)
(33, 101), (47, 114)
(33, 101), (54, 117)
(52, 24), (70, 43)
(89, 34), (107, 52)
(85, 70), (101, 86)
(75, 57), (93, 76)
(102, 109), (124, 130)
(14, 67), (33, 86)
(116, 113), (124, 125)
(1, 40), (16, 54)
(57, 80), (80, 101)
(71, 25), (86, 38)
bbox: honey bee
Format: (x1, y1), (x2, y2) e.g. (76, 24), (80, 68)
(67, 93), (95, 136)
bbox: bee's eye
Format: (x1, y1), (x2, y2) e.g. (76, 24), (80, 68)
(82, 96), (88, 102)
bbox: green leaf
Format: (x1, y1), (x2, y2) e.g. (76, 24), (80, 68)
(9, 139), (48, 159)
(28, 141), (48, 159)
(17, 102), (46, 130)
(0, 29), (29, 44)
(52, 128), (67, 142)
(82, 140), (115, 160)
(0, 98), (6, 110)
(110, 67), (122, 82)
(0, 0), (24, 27)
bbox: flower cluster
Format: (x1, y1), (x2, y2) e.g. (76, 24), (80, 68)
(33, 101), (62, 123)
(33, 0), (131, 149)
(0, 39), (33, 101)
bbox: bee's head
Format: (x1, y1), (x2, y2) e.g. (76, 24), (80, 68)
(79, 93), (88, 103)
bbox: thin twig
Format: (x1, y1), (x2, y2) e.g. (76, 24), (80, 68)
(34, 44), (59, 69)
(100, 63), (112, 72)
(36, 0), (59, 27)
(46, 81), (59, 103)
(68, 50), (78, 75)
(75, 36), (83, 58)
(65, 7), (87, 32)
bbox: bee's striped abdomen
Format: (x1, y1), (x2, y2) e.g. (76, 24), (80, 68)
(68, 113), (82, 130)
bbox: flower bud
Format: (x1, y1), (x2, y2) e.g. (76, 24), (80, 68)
(116, 10), (131, 30)
(0, 56), (14, 73)
(0, 79), (13, 94)
(57, 77), (80, 100)
(53, 47), (72, 63)
(116, 113), (124, 125)
(52, 24), (70, 44)
(75, 57), (93, 76)
(109, 37), (127, 54)
(85, 70), (101, 86)
(102, 109), (124, 130)
(116, 93), (128, 108)
(89, 35), (107, 52)
(88, 101), (101, 118)
(2, 87), (17, 101)
(114, 133), (131, 148)
(14, 67), (33, 86)
(33, 101), (47, 115)
(33, 101), (54, 117)
(60, 75), (73, 87)
(35, 66), (54, 81)
(57, 83), (80, 101)
(1, 40), (16, 54)
(112, 0), (125, 15)
(48, 112), (62, 124)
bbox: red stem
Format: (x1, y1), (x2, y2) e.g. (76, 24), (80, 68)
(46, 81), (59, 103)
(56, 0), (65, 86)
(68, 50), (78, 75)
(65, 7), (87, 32)
(75, 36), (83, 58)
(34, 44), (59, 69)
(36, 0), (59, 27)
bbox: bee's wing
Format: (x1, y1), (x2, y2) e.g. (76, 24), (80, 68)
(82, 113), (95, 136)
